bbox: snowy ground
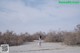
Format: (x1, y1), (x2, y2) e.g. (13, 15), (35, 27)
(1, 40), (80, 53)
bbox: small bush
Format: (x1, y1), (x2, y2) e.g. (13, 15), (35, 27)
(63, 24), (80, 45)
(63, 32), (80, 45)
(63, 32), (76, 45)
(44, 32), (63, 42)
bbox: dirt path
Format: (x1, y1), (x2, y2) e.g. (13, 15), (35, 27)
(9, 41), (80, 53)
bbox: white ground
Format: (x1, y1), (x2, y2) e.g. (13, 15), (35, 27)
(5, 40), (80, 53)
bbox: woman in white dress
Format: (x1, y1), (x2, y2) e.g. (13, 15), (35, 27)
(38, 35), (42, 46)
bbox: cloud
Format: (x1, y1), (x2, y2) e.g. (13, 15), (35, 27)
(0, 0), (80, 33)
(0, 0), (50, 22)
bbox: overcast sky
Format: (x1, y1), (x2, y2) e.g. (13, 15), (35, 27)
(0, 0), (80, 34)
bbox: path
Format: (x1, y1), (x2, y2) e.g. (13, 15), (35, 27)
(9, 40), (80, 53)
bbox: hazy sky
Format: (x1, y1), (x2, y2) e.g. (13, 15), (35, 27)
(0, 0), (80, 34)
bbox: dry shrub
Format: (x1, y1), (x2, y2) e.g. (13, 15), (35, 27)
(25, 35), (34, 42)
(44, 24), (80, 45)
(0, 31), (34, 46)
(63, 32), (80, 45)
(63, 24), (80, 45)
(44, 31), (63, 42)
(32, 32), (46, 40)
(63, 32), (77, 45)
(0, 24), (80, 46)
(44, 35), (54, 42)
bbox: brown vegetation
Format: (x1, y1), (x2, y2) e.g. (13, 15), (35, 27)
(31, 32), (46, 40)
(63, 24), (80, 45)
(0, 24), (80, 46)
(0, 31), (33, 46)
(44, 24), (80, 45)
(44, 31), (63, 42)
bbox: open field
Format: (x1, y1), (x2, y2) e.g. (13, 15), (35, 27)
(9, 40), (80, 53)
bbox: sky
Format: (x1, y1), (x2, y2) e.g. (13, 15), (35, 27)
(0, 0), (80, 34)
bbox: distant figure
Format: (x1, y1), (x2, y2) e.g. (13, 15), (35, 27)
(38, 35), (42, 46)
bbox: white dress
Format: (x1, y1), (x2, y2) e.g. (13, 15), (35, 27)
(38, 38), (41, 46)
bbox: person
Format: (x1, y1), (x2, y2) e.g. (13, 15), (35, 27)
(38, 35), (42, 46)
